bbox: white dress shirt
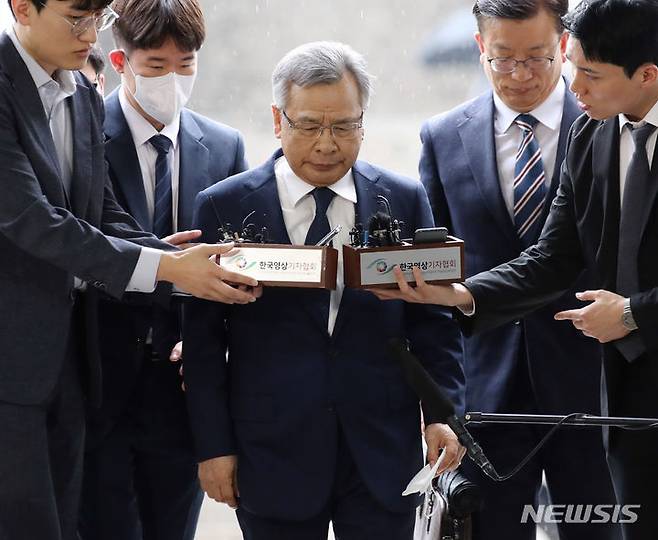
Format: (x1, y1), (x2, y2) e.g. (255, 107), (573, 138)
(274, 156), (357, 335)
(493, 77), (566, 218)
(119, 87), (182, 231)
(8, 28), (160, 293)
(618, 100), (658, 205)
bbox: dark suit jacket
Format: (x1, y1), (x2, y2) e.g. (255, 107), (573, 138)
(89, 89), (248, 438)
(0, 33), (167, 406)
(183, 150), (465, 520)
(463, 113), (658, 445)
(419, 88), (603, 415)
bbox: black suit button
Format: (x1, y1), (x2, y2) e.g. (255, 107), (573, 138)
(514, 320), (521, 326)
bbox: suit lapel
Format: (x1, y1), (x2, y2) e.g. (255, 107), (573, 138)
(593, 118), (621, 287)
(239, 150), (291, 245)
(331, 163), (389, 341)
(458, 94), (519, 248)
(542, 86), (582, 224)
(178, 111), (210, 231)
(69, 82), (92, 217)
(0, 33), (66, 204)
(103, 90), (151, 231)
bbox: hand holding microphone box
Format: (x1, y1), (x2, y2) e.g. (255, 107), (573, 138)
(215, 210), (338, 289)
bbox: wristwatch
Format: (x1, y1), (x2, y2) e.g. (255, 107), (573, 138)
(622, 298), (638, 331)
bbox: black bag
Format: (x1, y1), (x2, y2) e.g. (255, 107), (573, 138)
(413, 469), (482, 540)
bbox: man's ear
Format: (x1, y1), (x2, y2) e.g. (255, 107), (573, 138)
(639, 63), (658, 86)
(559, 31), (568, 62)
(109, 49), (126, 75)
(272, 104), (283, 140)
(474, 32), (486, 54)
(11, 0), (33, 26)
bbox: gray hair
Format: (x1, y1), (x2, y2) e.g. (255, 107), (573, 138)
(272, 41), (374, 110)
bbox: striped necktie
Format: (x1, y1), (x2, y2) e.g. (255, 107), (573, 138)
(149, 134), (173, 238)
(513, 114), (547, 248)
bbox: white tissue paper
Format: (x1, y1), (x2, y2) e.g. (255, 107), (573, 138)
(402, 450), (447, 496)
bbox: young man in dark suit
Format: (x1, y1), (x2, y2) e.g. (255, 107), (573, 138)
(418, 1), (618, 538)
(183, 41), (466, 540)
(78, 1), (248, 539)
(0, 1), (258, 539)
(377, 1), (658, 538)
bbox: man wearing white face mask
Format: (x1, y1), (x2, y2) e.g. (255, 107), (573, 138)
(78, 1), (248, 539)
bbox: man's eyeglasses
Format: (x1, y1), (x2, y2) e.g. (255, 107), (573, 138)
(281, 109), (364, 140)
(486, 55), (555, 74)
(39, 2), (119, 37)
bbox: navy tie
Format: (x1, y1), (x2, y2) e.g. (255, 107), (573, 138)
(305, 187), (336, 245)
(513, 114), (547, 248)
(149, 135), (173, 238)
(615, 123), (656, 362)
(148, 135), (175, 360)
(304, 187), (336, 334)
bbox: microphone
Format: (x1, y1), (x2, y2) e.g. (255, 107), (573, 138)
(388, 340), (500, 481)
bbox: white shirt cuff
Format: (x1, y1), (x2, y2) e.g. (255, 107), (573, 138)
(125, 247), (162, 293)
(457, 298), (476, 317)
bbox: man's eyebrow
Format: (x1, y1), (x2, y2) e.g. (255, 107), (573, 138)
(566, 54), (600, 75)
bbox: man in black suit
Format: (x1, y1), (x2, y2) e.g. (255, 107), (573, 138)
(79, 1), (248, 538)
(376, 1), (658, 538)
(0, 1), (259, 539)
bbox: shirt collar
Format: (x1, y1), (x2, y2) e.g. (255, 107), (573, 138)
(618, 99), (658, 133)
(118, 85), (180, 149)
(276, 156), (357, 207)
(494, 77), (566, 135)
(8, 27), (76, 97)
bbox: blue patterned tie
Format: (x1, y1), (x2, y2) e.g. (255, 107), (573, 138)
(513, 114), (547, 248)
(149, 135), (173, 238)
(305, 187), (336, 245)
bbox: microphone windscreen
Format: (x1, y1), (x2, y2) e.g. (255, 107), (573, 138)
(388, 339), (456, 420)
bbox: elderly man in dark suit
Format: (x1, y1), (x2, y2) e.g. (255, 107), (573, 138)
(417, 1), (618, 539)
(376, 1), (658, 539)
(0, 1), (258, 539)
(183, 41), (466, 540)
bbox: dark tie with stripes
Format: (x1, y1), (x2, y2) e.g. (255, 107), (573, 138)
(148, 135), (175, 360)
(513, 114), (547, 248)
(149, 134), (173, 238)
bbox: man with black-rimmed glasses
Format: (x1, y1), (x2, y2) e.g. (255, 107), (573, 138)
(0, 1), (259, 538)
(416, 1), (618, 539)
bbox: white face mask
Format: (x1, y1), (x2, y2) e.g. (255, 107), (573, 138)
(125, 55), (196, 126)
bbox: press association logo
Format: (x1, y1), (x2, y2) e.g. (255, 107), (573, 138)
(235, 256), (248, 270)
(367, 258), (393, 274)
(521, 504), (640, 524)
